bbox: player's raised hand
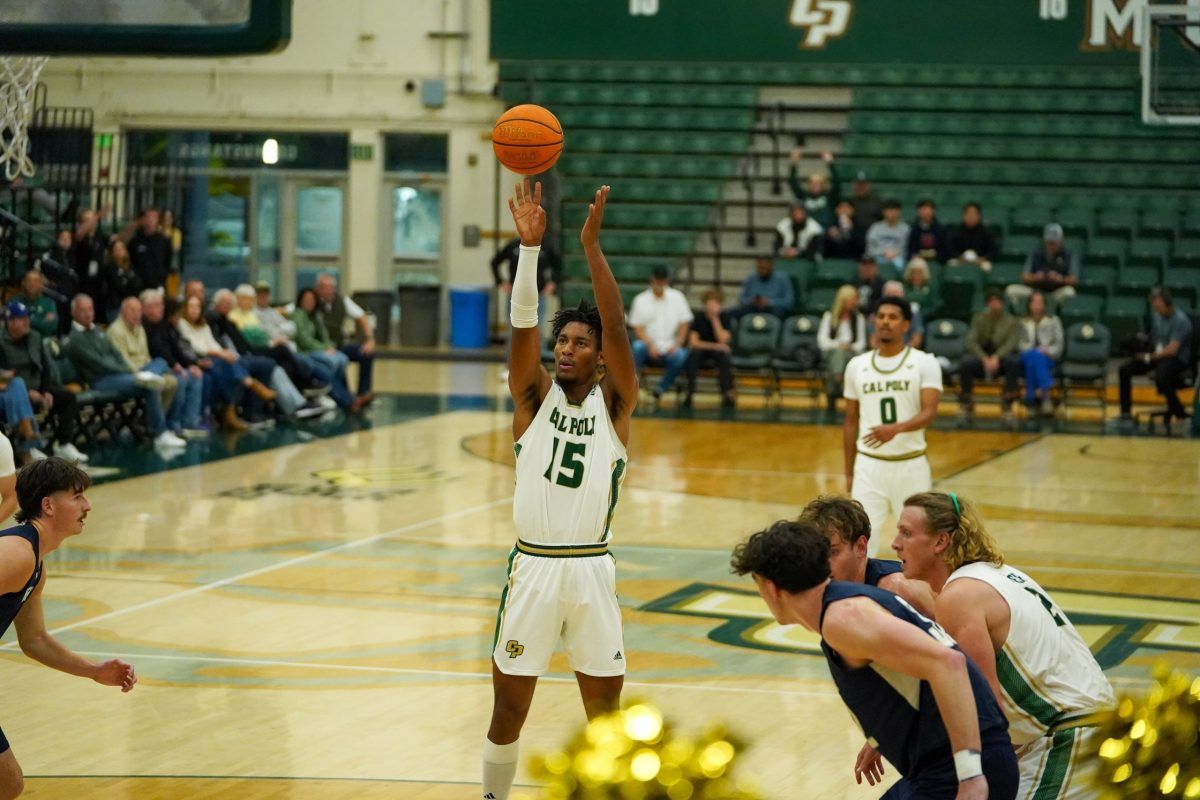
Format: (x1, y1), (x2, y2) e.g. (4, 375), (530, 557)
(94, 659), (138, 693)
(508, 179), (545, 247)
(580, 185), (610, 250)
(853, 742), (884, 786)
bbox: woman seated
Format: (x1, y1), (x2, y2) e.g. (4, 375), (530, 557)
(1018, 290), (1064, 416)
(176, 296), (275, 431)
(291, 288), (368, 413)
(817, 284), (867, 409)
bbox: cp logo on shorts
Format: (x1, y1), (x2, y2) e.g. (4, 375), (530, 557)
(505, 640), (525, 658)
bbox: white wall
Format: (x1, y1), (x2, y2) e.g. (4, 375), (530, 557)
(40, 0), (509, 297)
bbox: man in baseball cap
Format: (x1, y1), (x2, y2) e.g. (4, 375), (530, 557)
(1006, 221), (1078, 309)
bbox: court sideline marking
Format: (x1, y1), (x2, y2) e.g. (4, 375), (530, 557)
(1, 496), (513, 650)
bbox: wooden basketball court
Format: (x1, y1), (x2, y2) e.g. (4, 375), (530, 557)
(3, 360), (1197, 799)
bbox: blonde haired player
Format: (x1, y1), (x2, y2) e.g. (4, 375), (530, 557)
(843, 297), (942, 555)
(482, 181), (637, 800)
(893, 492), (1115, 800)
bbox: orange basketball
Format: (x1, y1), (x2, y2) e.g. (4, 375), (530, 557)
(492, 104), (564, 175)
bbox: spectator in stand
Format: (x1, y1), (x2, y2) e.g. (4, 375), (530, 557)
(734, 257), (795, 320)
(127, 207), (172, 291)
(103, 238), (143, 323)
(847, 170), (883, 231)
(947, 202), (997, 272)
(32, 230), (78, 313)
(159, 209), (183, 273)
(176, 295), (275, 432)
(787, 150), (839, 228)
(629, 265), (693, 403)
(314, 274), (376, 405)
(64, 294), (187, 449)
(868, 280), (924, 349)
(958, 288), (1022, 425)
(16, 270), (59, 339)
(1017, 291), (1064, 417)
(1007, 223), (1077, 309)
(208, 289), (324, 420)
(817, 285), (866, 408)
(774, 204), (824, 261)
(107, 296), (213, 438)
(823, 199), (865, 260)
(865, 200), (910, 270)
(140, 289), (207, 437)
(0, 302), (87, 462)
(683, 288), (736, 409)
(856, 256), (885, 313)
(183, 280), (206, 304)
(491, 236), (561, 326)
(906, 199), (948, 263)
(290, 289), (370, 414)
(72, 205), (112, 301)
(903, 257), (940, 321)
(1113, 287), (1193, 430)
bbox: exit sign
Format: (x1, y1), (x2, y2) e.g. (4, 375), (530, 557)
(350, 143), (374, 161)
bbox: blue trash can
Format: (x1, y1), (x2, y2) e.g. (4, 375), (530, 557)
(449, 285), (490, 348)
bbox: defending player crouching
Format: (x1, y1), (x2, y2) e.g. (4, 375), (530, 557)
(482, 181), (638, 800)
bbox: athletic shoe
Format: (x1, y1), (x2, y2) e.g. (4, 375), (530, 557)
(53, 442), (90, 463)
(134, 371), (166, 389)
(293, 401), (325, 419)
(302, 383), (332, 399)
(154, 431), (187, 448)
(315, 395), (338, 410)
(181, 427), (211, 440)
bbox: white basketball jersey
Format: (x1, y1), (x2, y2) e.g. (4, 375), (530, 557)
(946, 562), (1115, 745)
(512, 382), (628, 545)
(844, 347), (942, 458)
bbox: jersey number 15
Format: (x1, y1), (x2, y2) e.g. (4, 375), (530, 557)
(544, 437), (586, 488)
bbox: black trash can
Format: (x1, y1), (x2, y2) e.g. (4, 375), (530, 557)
(351, 290), (398, 345)
(396, 274), (441, 347)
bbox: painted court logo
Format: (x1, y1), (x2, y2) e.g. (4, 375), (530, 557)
(789, 0), (854, 48)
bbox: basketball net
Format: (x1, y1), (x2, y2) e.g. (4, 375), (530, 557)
(0, 56), (48, 181)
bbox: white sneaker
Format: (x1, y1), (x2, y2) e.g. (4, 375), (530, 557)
(293, 402), (324, 420)
(28, 448), (48, 461)
(316, 395), (338, 410)
(154, 431), (187, 448)
(135, 371), (166, 389)
(53, 442), (90, 463)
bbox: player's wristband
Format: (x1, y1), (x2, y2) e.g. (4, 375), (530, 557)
(953, 749), (982, 782)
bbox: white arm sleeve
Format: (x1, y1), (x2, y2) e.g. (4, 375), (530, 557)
(510, 244), (541, 329)
(843, 358), (860, 400)
(917, 352), (944, 392)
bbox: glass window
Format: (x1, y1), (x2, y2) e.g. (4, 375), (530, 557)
(255, 175), (280, 264)
(384, 133), (448, 173)
(392, 186), (441, 259)
(295, 185), (343, 255)
(205, 177), (251, 268)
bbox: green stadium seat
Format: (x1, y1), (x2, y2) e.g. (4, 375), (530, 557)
(1059, 295), (1105, 329)
(772, 315), (823, 378)
(1084, 237), (1128, 269)
(924, 318), (970, 375)
(1009, 207), (1054, 236)
(1102, 296), (1147, 353)
(1163, 268), (1200, 307)
(939, 265), (984, 322)
(1127, 239), (1172, 271)
(804, 287), (837, 317)
(1059, 321), (1111, 412)
(1182, 211), (1200, 238)
(731, 314), (782, 390)
(1001, 234), (1040, 260)
(1174, 238), (1200, 269)
(1139, 211), (1181, 241)
(774, 261), (811, 304)
(987, 263), (1024, 294)
(1055, 208), (1094, 239)
(811, 260), (857, 291)
(1116, 266), (1161, 297)
(1077, 265), (1118, 300)
(1095, 210), (1139, 239)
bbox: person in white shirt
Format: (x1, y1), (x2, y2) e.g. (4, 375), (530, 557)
(817, 284), (867, 408)
(0, 433), (16, 525)
(628, 266), (693, 401)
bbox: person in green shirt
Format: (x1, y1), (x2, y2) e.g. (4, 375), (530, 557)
(16, 270), (59, 339)
(958, 288), (1022, 426)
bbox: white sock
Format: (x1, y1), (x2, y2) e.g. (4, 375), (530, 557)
(482, 738), (519, 800)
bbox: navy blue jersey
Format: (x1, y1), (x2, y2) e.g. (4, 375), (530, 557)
(865, 557), (902, 587)
(819, 580), (1009, 778)
(0, 525), (41, 639)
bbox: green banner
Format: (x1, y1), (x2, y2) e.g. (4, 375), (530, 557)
(491, 0), (1164, 66)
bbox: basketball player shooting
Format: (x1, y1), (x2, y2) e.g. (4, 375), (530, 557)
(482, 181), (638, 800)
(843, 297), (942, 554)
